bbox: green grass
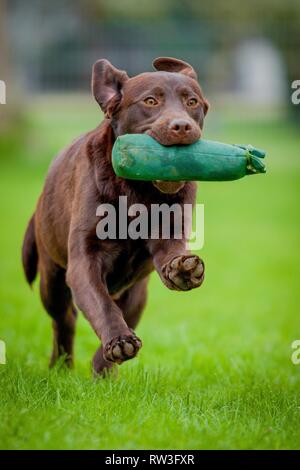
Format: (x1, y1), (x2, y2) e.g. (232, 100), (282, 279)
(0, 97), (300, 449)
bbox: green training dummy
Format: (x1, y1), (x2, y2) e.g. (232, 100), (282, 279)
(112, 134), (266, 182)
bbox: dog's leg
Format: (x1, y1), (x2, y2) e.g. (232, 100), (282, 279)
(67, 252), (142, 366)
(147, 239), (205, 291)
(92, 277), (149, 376)
(38, 248), (77, 368)
(120, 277), (149, 329)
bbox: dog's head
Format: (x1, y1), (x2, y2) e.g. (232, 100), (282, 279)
(92, 57), (209, 193)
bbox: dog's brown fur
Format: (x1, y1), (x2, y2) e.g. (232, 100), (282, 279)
(22, 57), (209, 375)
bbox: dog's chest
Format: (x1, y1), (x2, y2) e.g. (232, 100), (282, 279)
(105, 241), (153, 295)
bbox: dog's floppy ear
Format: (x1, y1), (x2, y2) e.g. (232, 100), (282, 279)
(92, 59), (129, 113)
(153, 57), (198, 81)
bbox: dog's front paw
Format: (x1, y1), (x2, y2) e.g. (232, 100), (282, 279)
(162, 255), (205, 291)
(103, 330), (142, 364)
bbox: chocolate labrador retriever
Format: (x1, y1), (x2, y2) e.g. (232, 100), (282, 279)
(22, 57), (209, 375)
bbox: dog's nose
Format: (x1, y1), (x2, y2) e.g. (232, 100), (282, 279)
(170, 119), (192, 135)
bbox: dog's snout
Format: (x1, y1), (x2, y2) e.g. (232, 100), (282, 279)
(170, 119), (192, 136)
(148, 114), (201, 146)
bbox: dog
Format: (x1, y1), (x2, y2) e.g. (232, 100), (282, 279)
(22, 57), (209, 375)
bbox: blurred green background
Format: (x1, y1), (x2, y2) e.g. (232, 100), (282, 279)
(0, 0), (300, 450)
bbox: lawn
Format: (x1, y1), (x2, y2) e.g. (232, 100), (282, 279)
(0, 97), (300, 450)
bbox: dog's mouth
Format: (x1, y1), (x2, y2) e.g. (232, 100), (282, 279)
(145, 129), (192, 194)
(152, 180), (185, 194)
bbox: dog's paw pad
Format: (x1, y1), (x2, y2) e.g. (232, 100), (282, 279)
(104, 332), (142, 364)
(163, 255), (205, 291)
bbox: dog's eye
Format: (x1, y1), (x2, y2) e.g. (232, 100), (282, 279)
(187, 98), (198, 107)
(144, 97), (158, 106)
